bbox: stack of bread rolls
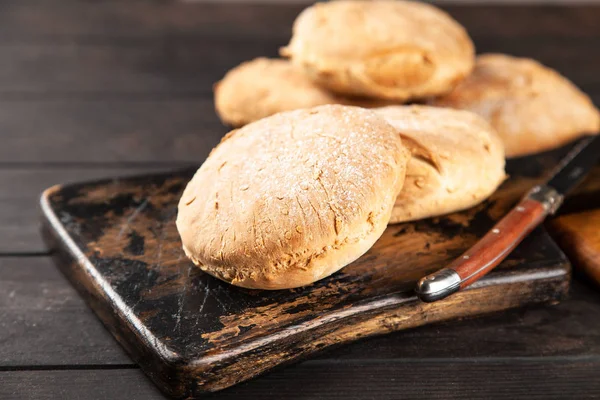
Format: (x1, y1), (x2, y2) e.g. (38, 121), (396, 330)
(177, 0), (600, 290)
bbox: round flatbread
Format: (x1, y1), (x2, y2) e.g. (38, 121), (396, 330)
(281, 0), (474, 101)
(430, 54), (600, 157)
(214, 58), (388, 127)
(177, 105), (410, 289)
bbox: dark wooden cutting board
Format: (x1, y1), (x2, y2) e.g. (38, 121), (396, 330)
(41, 145), (587, 399)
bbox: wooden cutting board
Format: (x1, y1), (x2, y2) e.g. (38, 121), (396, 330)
(41, 145), (589, 399)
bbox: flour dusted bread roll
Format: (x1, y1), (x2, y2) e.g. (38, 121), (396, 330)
(214, 58), (388, 127)
(177, 105), (410, 289)
(431, 54), (600, 157)
(281, 0), (474, 101)
(375, 105), (505, 223)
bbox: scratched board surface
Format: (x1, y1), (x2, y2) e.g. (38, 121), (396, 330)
(41, 145), (576, 398)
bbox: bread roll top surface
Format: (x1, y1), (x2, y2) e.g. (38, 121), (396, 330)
(177, 105), (409, 289)
(281, 0), (474, 101)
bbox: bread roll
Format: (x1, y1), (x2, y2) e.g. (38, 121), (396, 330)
(375, 105), (506, 223)
(281, 0), (474, 101)
(177, 105), (410, 289)
(214, 58), (389, 127)
(430, 54), (600, 157)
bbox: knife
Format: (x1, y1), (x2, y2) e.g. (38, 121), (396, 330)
(416, 135), (600, 303)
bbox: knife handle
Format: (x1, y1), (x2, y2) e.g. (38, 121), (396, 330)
(416, 185), (564, 302)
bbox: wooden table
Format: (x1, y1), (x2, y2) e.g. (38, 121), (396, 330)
(1, 2), (599, 399)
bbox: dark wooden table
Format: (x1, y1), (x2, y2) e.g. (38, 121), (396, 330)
(1, 2), (600, 399)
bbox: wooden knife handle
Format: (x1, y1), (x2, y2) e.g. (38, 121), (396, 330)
(417, 185), (563, 302)
(550, 209), (600, 286)
(450, 197), (548, 288)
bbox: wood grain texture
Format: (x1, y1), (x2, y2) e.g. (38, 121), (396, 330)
(0, 41), (598, 97)
(0, 4), (599, 99)
(451, 198), (548, 288)
(1, 255), (600, 369)
(40, 146), (578, 397)
(0, 41), (279, 96)
(3, 358), (600, 400)
(0, 370), (162, 400)
(0, 1), (303, 41)
(551, 209), (600, 285)
(2, 256), (600, 368)
(1, 2), (599, 399)
(0, 168), (175, 254)
(0, 257), (131, 366)
(0, 3), (599, 40)
(0, 97), (598, 164)
(0, 101), (224, 163)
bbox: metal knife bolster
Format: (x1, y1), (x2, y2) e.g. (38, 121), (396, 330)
(416, 184), (564, 303)
(416, 268), (461, 303)
(525, 184), (564, 215)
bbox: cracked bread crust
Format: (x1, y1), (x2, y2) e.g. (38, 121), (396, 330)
(430, 54), (600, 157)
(176, 105), (410, 289)
(214, 58), (390, 127)
(375, 105), (506, 223)
(281, 0), (474, 101)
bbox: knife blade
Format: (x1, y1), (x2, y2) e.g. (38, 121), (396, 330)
(416, 135), (600, 303)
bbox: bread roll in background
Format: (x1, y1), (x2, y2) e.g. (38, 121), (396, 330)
(430, 54), (600, 157)
(375, 105), (506, 223)
(177, 105), (410, 289)
(281, 0), (474, 101)
(214, 58), (390, 127)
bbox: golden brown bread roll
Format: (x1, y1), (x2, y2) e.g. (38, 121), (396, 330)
(281, 0), (474, 101)
(177, 105), (410, 289)
(214, 58), (390, 127)
(375, 105), (506, 223)
(430, 54), (600, 157)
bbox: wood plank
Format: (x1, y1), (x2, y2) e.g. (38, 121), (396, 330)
(0, 369), (163, 400)
(0, 41), (279, 96)
(145, 358), (600, 399)
(0, 168), (177, 253)
(0, 39), (598, 96)
(0, 96), (599, 165)
(0, 100), (224, 163)
(2, 359), (600, 400)
(0, 257), (131, 365)
(326, 280), (600, 361)
(0, 3), (598, 41)
(0, 1), (301, 41)
(1, 255), (600, 368)
(449, 5), (600, 39)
